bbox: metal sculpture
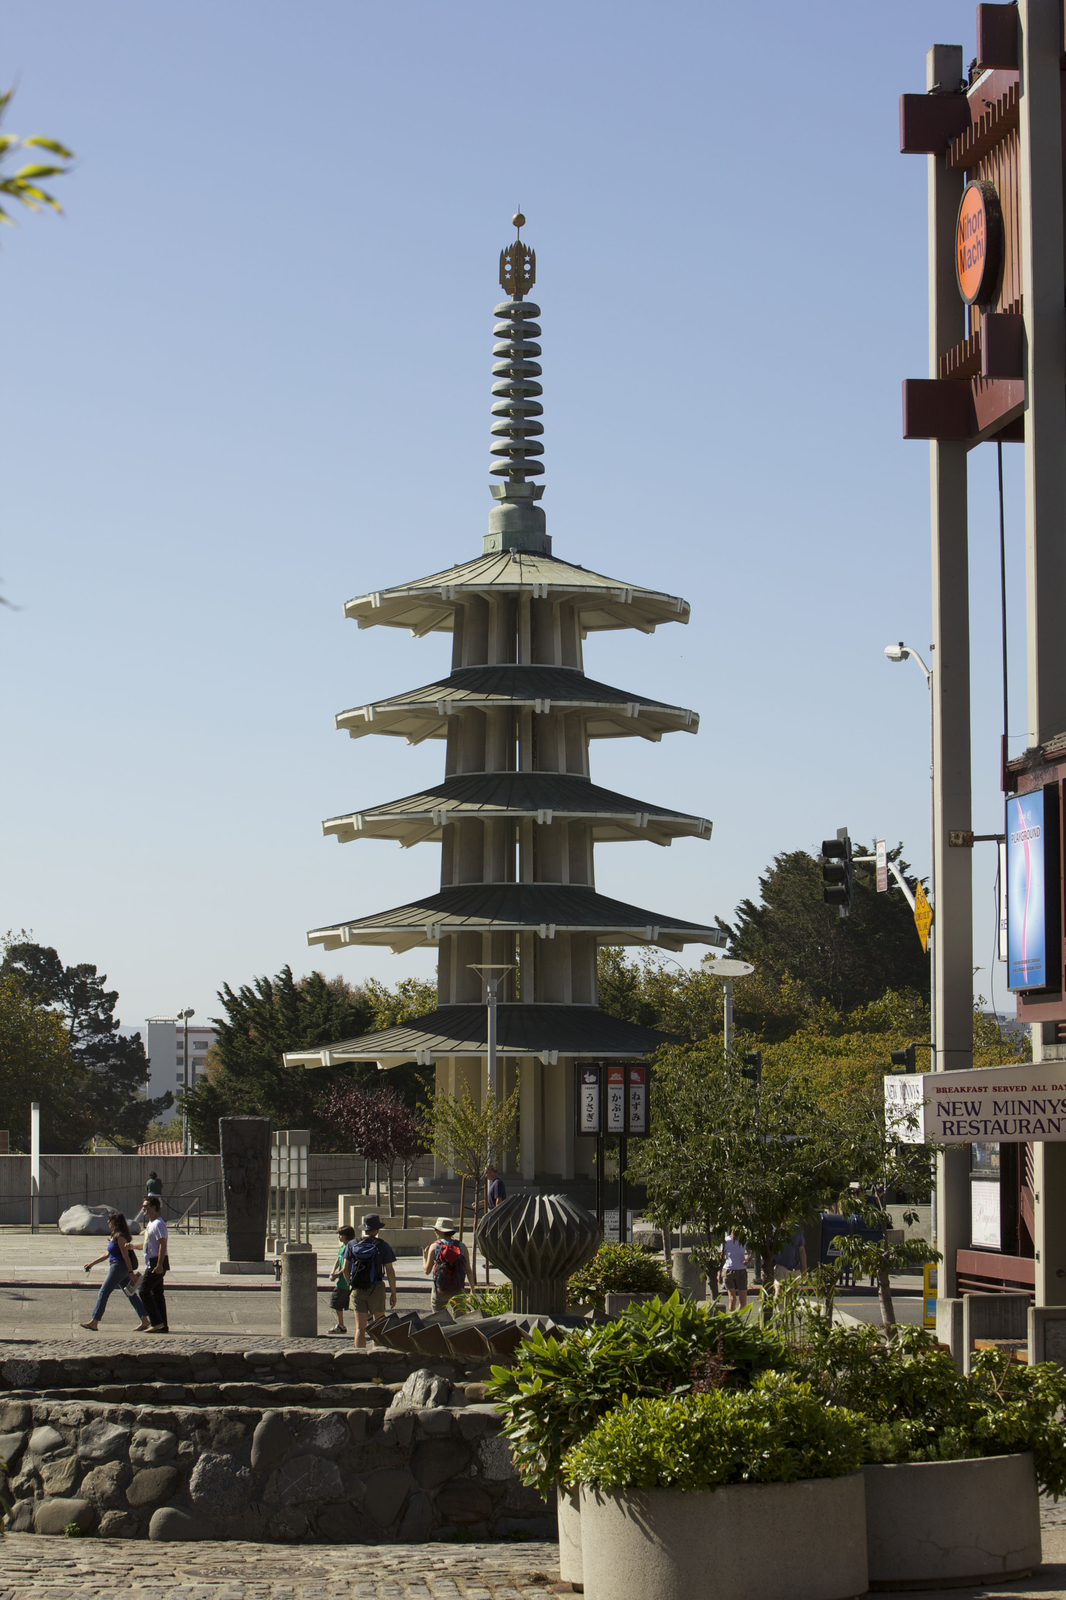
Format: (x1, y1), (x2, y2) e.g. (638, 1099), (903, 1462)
(476, 1192), (601, 1316)
(219, 1115), (271, 1262)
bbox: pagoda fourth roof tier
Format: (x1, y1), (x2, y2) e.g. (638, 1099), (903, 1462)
(336, 665), (698, 744)
(308, 883), (725, 955)
(344, 549), (690, 637)
(285, 1002), (677, 1069)
(323, 770), (712, 848)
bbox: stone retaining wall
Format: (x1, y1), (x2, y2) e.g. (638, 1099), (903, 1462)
(0, 1386), (549, 1544)
(0, 1347), (491, 1395)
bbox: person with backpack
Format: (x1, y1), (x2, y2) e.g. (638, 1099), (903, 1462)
(422, 1216), (475, 1313)
(344, 1213), (397, 1349)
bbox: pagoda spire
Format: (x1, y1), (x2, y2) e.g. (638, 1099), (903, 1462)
(487, 210), (550, 556)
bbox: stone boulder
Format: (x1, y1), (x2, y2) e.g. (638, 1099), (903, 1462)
(388, 1368), (453, 1411)
(59, 1204), (142, 1236)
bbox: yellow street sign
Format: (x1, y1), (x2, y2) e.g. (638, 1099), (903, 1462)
(914, 882), (933, 952)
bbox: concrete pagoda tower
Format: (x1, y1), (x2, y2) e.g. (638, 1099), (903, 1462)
(288, 215), (724, 1181)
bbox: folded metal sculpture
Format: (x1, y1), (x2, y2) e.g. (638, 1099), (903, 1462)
(476, 1192), (601, 1317)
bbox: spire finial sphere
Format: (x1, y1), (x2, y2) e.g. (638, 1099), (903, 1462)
(513, 210), (525, 237)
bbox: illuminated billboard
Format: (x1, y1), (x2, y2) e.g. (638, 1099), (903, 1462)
(1007, 789), (1048, 990)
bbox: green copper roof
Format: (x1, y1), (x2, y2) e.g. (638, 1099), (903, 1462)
(308, 882), (725, 956)
(322, 771), (712, 848)
(335, 665), (698, 744)
(343, 549), (690, 637)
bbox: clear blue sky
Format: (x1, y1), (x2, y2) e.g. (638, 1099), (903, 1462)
(3, 1), (1020, 1030)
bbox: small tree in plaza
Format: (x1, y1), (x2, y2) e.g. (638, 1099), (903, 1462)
(423, 1083), (519, 1278)
(830, 1080), (939, 1328)
(320, 1082), (427, 1218)
(629, 1039), (850, 1317)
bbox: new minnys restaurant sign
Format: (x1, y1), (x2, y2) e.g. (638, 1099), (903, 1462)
(922, 1063), (1066, 1143)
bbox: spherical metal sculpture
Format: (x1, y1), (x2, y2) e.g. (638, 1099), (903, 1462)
(476, 1193), (601, 1317)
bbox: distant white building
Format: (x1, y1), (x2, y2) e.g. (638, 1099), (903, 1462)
(144, 1018), (218, 1104)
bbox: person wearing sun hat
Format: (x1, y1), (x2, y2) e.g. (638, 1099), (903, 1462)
(422, 1216), (475, 1313)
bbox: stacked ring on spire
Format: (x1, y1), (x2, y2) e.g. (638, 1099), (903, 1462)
(490, 298), (545, 479)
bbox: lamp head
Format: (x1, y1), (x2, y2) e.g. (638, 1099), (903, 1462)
(884, 642), (909, 663)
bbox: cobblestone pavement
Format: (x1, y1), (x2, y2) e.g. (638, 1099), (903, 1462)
(0, 1537), (560, 1598)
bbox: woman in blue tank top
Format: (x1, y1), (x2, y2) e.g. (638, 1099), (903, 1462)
(80, 1210), (150, 1330)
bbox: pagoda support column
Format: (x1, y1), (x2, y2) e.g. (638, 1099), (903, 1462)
(519, 1056), (538, 1180)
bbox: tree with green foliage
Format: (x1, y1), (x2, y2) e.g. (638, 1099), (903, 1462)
(182, 966), (435, 1151)
(0, 88), (73, 228)
(0, 939), (171, 1150)
(715, 844), (931, 1012)
(0, 972), (78, 1147)
(629, 1038), (851, 1316)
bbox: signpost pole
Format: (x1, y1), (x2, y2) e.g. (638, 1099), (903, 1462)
(30, 1102), (40, 1236)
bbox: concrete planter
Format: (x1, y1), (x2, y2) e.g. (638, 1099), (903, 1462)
(603, 1292), (659, 1317)
(580, 1473), (867, 1600)
(863, 1452), (1041, 1590)
(557, 1484), (582, 1585)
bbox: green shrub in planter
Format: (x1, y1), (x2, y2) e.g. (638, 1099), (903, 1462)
(564, 1373), (866, 1491)
(787, 1318), (1066, 1496)
(489, 1291), (786, 1496)
(566, 1243), (676, 1313)
(449, 1282), (513, 1317)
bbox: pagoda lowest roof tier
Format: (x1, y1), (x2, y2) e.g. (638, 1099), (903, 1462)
(336, 664), (698, 744)
(308, 883), (726, 956)
(285, 1002), (676, 1069)
(323, 771), (712, 848)
(344, 550), (690, 637)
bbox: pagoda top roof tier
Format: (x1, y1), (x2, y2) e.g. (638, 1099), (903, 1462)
(323, 770), (712, 848)
(344, 550), (690, 637)
(286, 1002), (676, 1069)
(336, 665), (698, 744)
(308, 883), (725, 956)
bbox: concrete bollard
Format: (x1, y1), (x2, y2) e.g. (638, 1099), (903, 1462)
(671, 1248), (705, 1301)
(279, 1250), (318, 1338)
(936, 1298), (964, 1371)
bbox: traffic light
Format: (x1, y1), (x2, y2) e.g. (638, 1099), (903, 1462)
(890, 1044), (917, 1073)
(821, 828), (853, 917)
(741, 1050), (762, 1086)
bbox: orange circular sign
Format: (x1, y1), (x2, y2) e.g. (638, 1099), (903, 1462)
(956, 180), (1003, 306)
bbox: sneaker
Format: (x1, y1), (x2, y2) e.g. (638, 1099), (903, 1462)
(328, 1325), (347, 1335)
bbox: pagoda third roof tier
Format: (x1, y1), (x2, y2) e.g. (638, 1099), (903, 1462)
(336, 665), (698, 744)
(285, 1003), (676, 1069)
(308, 883), (726, 955)
(323, 771), (712, 848)
(344, 550), (690, 637)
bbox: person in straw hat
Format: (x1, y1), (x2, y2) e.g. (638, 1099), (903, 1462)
(422, 1216), (475, 1313)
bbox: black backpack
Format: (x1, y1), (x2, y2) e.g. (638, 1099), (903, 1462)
(345, 1237), (380, 1290)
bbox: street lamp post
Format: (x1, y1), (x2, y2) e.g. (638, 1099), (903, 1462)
(178, 1008), (195, 1154)
(884, 643), (936, 1057)
(704, 958), (755, 1054)
(467, 965), (514, 1101)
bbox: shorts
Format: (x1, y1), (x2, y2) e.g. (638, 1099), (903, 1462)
(724, 1269), (748, 1293)
(773, 1265), (799, 1287)
(431, 1288), (458, 1314)
(329, 1281), (351, 1311)
(352, 1282), (387, 1316)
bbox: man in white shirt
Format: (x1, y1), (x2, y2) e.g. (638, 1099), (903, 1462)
(722, 1232), (748, 1310)
(139, 1195), (169, 1333)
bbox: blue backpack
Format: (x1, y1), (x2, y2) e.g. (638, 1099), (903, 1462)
(345, 1237), (381, 1290)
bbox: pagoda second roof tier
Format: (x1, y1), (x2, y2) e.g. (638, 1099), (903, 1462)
(344, 550), (690, 637)
(323, 771), (712, 848)
(285, 1003), (675, 1069)
(308, 884), (725, 956)
(336, 665), (698, 744)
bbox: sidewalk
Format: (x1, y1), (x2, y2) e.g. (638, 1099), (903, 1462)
(0, 1531), (1063, 1597)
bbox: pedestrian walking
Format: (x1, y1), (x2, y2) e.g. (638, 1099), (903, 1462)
(422, 1217), (475, 1313)
(328, 1224), (356, 1334)
(471, 1164), (506, 1224)
(344, 1213), (397, 1349)
(772, 1223), (808, 1295)
(138, 1194), (170, 1332)
(722, 1231), (749, 1310)
(80, 1211), (151, 1331)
